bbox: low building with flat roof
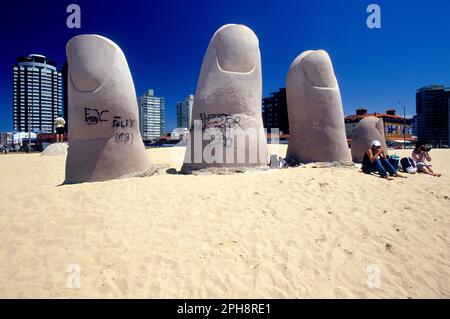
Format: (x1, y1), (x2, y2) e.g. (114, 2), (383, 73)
(345, 108), (414, 146)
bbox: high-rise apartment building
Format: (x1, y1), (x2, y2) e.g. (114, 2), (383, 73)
(262, 88), (289, 134)
(138, 89), (165, 141)
(416, 85), (450, 147)
(13, 54), (63, 133)
(62, 61), (69, 133)
(176, 95), (194, 130)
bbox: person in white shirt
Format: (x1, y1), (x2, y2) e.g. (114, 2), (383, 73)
(412, 142), (441, 177)
(54, 116), (66, 143)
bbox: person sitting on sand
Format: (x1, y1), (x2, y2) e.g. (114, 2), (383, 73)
(412, 142), (441, 177)
(361, 140), (406, 180)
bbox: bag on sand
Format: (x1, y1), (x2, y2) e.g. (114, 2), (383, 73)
(400, 157), (417, 174)
(388, 155), (400, 171)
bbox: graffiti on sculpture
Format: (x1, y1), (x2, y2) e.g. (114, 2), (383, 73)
(112, 116), (136, 144)
(200, 113), (242, 147)
(112, 116), (135, 128)
(84, 108), (109, 125)
(84, 108), (136, 144)
(115, 132), (134, 144)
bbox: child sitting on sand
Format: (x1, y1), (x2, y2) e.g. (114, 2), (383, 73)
(412, 142), (441, 177)
(361, 140), (406, 181)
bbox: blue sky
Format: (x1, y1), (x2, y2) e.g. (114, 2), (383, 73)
(1, 0), (449, 132)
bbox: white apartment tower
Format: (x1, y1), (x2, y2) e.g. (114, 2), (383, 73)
(13, 54), (63, 133)
(138, 89), (165, 141)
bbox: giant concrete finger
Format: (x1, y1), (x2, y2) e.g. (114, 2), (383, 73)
(181, 24), (268, 174)
(65, 34), (154, 183)
(286, 50), (351, 163)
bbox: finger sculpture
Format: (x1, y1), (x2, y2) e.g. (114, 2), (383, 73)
(286, 50), (351, 163)
(65, 34), (154, 183)
(181, 24), (268, 174)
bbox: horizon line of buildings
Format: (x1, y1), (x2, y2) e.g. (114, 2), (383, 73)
(8, 53), (195, 145)
(5, 53), (450, 148)
(262, 85), (450, 147)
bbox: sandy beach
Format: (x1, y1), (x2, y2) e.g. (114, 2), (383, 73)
(0, 145), (449, 298)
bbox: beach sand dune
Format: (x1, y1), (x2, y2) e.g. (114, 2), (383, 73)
(0, 146), (449, 298)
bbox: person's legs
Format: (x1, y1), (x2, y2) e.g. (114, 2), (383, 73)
(417, 163), (429, 174)
(372, 159), (388, 178)
(425, 166), (441, 177)
(56, 127), (64, 142)
(420, 166), (433, 175)
(362, 163), (375, 174)
(380, 158), (397, 176)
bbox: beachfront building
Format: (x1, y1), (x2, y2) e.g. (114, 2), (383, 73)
(176, 95), (194, 130)
(345, 108), (414, 146)
(62, 62), (69, 133)
(416, 85), (450, 147)
(0, 132), (13, 145)
(262, 88), (289, 134)
(13, 54), (63, 134)
(412, 115), (418, 137)
(138, 89), (165, 142)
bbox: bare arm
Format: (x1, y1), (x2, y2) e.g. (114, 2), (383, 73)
(367, 149), (382, 163)
(411, 151), (420, 162)
(425, 152), (431, 162)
